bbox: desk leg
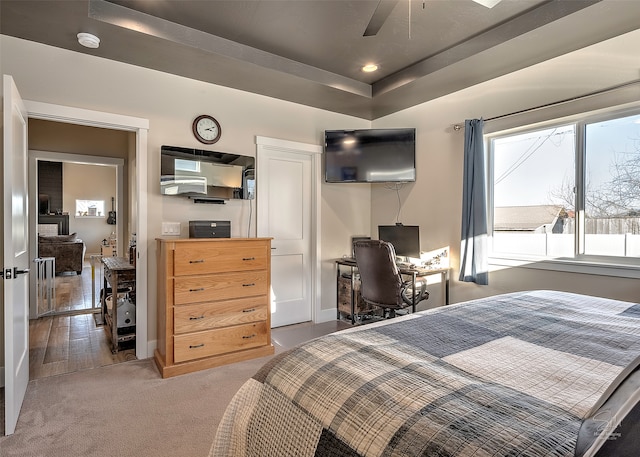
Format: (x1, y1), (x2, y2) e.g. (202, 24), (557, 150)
(101, 275), (107, 327)
(411, 272), (417, 313)
(111, 273), (119, 353)
(350, 266), (356, 325)
(336, 265), (340, 321)
(443, 270), (450, 306)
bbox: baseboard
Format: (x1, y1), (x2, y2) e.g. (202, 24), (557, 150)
(147, 340), (157, 360)
(315, 307), (338, 323)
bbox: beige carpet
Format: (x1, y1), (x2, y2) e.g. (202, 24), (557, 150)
(0, 355), (272, 457)
(0, 320), (351, 456)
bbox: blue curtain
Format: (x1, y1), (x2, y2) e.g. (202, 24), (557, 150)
(459, 119), (488, 285)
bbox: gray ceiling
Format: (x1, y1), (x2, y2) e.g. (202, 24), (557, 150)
(2, 0), (639, 120)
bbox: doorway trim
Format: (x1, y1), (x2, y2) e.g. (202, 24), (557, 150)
(28, 151), (125, 318)
(24, 100), (149, 358)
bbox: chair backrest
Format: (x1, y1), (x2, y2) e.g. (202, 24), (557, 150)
(354, 240), (404, 308)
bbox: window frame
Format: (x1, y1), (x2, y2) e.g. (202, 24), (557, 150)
(486, 105), (640, 279)
(75, 199), (106, 218)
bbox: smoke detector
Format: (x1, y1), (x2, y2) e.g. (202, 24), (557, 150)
(77, 33), (100, 49)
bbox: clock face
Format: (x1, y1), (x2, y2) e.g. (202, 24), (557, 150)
(193, 115), (221, 144)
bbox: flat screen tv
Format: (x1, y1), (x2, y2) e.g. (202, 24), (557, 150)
(324, 128), (416, 183)
(160, 145), (255, 202)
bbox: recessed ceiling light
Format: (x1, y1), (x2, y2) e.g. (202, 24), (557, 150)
(473, 0), (502, 7)
(77, 33), (100, 49)
(362, 64), (378, 73)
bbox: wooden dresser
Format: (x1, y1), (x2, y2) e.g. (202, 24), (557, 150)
(154, 238), (274, 378)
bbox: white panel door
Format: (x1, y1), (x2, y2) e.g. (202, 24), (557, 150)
(3, 74), (30, 435)
(257, 146), (312, 327)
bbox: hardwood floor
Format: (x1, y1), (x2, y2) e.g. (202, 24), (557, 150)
(29, 261), (135, 380)
(36, 259), (101, 315)
(28, 261), (351, 381)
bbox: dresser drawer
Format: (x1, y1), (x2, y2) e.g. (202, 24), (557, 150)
(173, 242), (268, 276)
(174, 296), (268, 334)
(174, 322), (269, 363)
(174, 270), (268, 305)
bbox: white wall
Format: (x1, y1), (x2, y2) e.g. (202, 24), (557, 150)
(0, 34), (369, 364)
(372, 28), (640, 305)
(320, 183), (371, 318)
(63, 162), (117, 254)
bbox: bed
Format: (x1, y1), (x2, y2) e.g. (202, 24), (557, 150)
(211, 290), (640, 456)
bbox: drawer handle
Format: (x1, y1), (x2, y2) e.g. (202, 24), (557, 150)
(189, 343), (205, 349)
(189, 259), (205, 264)
(189, 315), (205, 320)
(242, 283), (255, 287)
(242, 308), (256, 313)
(242, 334), (256, 339)
(189, 287), (205, 292)
(242, 257), (256, 261)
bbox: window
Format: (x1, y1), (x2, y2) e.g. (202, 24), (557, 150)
(75, 199), (105, 217)
(489, 108), (640, 264)
(584, 115), (640, 256)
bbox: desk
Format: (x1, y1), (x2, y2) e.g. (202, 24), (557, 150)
(335, 258), (450, 324)
(101, 256), (136, 352)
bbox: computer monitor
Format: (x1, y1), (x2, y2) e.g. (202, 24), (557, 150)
(378, 224), (420, 258)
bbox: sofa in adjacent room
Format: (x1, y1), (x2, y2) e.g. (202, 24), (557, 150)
(38, 233), (86, 275)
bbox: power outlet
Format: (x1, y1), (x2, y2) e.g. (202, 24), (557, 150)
(161, 222), (181, 236)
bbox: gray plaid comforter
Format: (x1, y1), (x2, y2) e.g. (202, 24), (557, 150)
(211, 290), (640, 456)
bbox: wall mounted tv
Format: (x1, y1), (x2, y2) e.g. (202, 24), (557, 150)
(160, 145), (255, 203)
(324, 128), (416, 183)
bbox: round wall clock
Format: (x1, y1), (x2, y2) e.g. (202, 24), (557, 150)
(192, 114), (222, 144)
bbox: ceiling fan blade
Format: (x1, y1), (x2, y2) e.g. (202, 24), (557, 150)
(363, 0), (400, 37)
(472, 0), (503, 8)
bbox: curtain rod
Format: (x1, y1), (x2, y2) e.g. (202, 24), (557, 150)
(452, 79), (640, 131)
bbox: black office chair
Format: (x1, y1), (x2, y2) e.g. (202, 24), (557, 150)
(354, 240), (428, 318)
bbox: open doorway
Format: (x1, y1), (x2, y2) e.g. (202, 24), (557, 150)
(27, 120), (134, 379)
(34, 159), (122, 315)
